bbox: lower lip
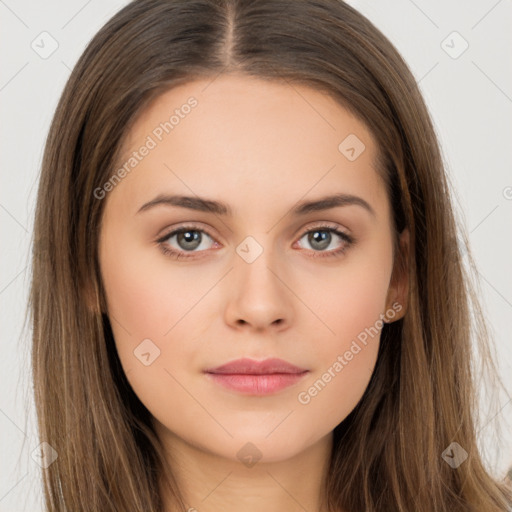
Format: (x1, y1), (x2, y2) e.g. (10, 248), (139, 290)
(205, 372), (308, 395)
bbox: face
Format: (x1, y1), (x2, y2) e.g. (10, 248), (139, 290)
(98, 74), (407, 464)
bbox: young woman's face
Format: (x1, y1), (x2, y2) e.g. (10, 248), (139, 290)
(98, 74), (406, 463)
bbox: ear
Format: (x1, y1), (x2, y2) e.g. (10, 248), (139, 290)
(385, 228), (409, 322)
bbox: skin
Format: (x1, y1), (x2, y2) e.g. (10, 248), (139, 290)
(98, 73), (408, 512)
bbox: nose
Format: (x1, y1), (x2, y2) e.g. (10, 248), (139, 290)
(223, 245), (294, 332)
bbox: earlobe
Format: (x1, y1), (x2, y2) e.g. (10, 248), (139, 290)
(385, 228), (410, 322)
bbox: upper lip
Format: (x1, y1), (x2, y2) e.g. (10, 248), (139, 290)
(204, 358), (308, 375)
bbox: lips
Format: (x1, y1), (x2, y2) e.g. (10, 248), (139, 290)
(204, 358), (309, 395)
(204, 357), (308, 375)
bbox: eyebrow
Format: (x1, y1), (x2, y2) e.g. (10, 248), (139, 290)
(136, 193), (376, 218)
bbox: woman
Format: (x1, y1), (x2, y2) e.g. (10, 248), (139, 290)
(29, 0), (512, 510)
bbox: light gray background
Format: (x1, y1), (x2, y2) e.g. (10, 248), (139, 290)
(1, 0), (511, 510)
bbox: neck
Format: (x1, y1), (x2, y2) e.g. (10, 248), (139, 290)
(156, 426), (335, 512)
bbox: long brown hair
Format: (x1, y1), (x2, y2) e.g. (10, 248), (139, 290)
(29, 0), (512, 510)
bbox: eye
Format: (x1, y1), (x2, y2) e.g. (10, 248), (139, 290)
(295, 224), (354, 258)
(156, 223), (355, 260)
(157, 225), (217, 260)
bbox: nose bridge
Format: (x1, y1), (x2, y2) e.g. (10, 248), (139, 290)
(224, 233), (293, 329)
(234, 233), (284, 294)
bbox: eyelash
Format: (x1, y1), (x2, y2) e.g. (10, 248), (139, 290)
(156, 223), (355, 260)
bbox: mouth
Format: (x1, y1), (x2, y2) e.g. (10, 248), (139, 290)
(203, 358), (309, 395)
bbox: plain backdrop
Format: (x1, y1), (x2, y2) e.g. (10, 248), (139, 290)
(1, 0), (511, 510)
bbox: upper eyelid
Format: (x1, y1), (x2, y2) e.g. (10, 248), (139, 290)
(157, 223), (216, 243)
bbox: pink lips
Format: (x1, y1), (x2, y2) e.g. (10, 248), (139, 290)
(204, 357), (309, 395)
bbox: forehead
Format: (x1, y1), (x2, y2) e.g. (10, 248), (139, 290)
(110, 73), (387, 219)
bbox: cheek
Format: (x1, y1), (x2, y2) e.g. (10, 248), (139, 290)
(100, 255), (210, 436)
(99, 235), (213, 399)
(294, 237), (392, 418)
(101, 237), (218, 343)
(307, 233), (392, 348)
